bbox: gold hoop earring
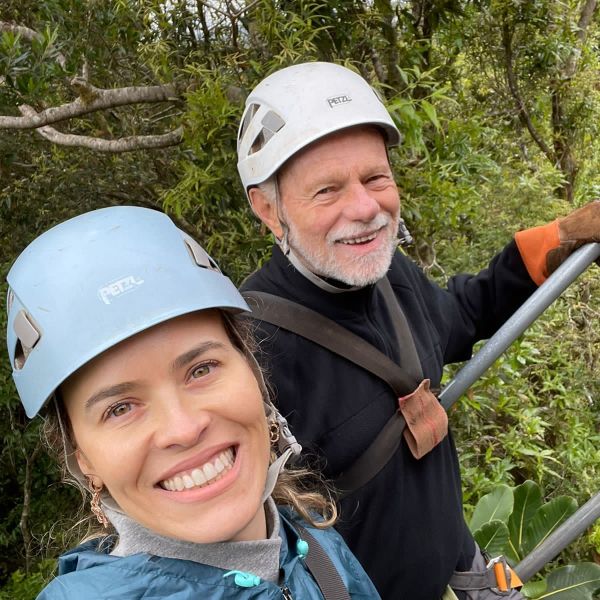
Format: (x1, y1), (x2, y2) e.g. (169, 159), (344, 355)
(269, 419), (280, 445)
(87, 477), (109, 528)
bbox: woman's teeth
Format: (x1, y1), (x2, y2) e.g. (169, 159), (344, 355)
(161, 448), (235, 491)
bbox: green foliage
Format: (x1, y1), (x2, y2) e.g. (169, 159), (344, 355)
(589, 523), (600, 555)
(469, 484), (514, 534)
(452, 270), (600, 515)
(469, 481), (600, 599)
(0, 559), (55, 600)
(1, 0), (600, 593)
(523, 563), (600, 600)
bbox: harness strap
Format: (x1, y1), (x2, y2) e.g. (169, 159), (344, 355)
(295, 524), (351, 600)
(243, 279), (422, 496)
(449, 556), (523, 592)
(243, 281), (420, 398)
(378, 276), (423, 381)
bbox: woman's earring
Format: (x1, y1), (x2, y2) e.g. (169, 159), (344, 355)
(87, 477), (109, 528)
(269, 418), (280, 445)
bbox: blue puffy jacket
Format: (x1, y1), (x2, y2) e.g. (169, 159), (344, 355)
(37, 509), (379, 599)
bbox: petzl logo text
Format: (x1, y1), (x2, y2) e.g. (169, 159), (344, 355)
(99, 276), (144, 305)
(327, 94), (352, 108)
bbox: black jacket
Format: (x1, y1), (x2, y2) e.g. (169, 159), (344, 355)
(241, 242), (536, 600)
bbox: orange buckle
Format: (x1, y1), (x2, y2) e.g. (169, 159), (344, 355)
(487, 556), (523, 592)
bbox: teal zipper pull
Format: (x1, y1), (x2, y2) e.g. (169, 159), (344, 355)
(223, 570), (261, 588)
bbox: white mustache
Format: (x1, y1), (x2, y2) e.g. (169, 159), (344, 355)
(327, 213), (392, 244)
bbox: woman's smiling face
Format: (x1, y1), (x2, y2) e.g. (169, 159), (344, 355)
(61, 310), (270, 543)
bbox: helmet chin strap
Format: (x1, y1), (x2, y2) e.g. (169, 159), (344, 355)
(284, 246), (362, 294)
(261, 402), (302, 502)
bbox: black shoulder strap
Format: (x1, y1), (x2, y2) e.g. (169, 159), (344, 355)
(243, 280), (423, 496)
(243, 288), (419, 398)
(377, 276), (423, 382)
(294, 523), (351, 600)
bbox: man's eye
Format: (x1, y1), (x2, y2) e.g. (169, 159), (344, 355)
(368, 175), (388, 183)
(316, 186), (333, 196)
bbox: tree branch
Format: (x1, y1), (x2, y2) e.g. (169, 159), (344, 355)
(0, 80), (180, 129)
(197, 1), (212, 51)
(576, 0), (597, 43)
(375, 0), (400, 89)
(17, 105), (183, 152)
(20, 442), (41, 574)
(0, 21), (66, 68)
(32, 125), (183, 152)
(501, 18), (555, 164)
(563, 0), (597, 79)
(196, 0), (260, 20)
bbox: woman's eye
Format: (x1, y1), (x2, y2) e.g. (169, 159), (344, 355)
(107, 402), (132, 419)
(190, 363), (213, 379)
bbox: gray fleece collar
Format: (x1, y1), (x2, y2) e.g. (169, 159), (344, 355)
(104, 497), (282, 583)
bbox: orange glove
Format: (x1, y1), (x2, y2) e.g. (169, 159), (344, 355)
(515, 200), (600, 285)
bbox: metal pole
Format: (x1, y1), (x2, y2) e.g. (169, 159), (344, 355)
(436, 242), (600, 582)
(439, 242), (600, 411)
(515, 492), (600, 582)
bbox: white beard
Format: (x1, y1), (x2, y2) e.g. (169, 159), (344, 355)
(284, 212), (400, 287)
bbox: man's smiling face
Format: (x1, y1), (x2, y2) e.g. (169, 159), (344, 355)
(277, 125), (400, 287)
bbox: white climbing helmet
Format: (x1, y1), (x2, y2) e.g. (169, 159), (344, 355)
(237, 61), (401, 190)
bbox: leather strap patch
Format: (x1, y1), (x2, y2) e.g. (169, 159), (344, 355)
(399, 379), (448, 459)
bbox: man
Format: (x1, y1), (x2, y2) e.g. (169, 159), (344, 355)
(236, 61), (600, 599)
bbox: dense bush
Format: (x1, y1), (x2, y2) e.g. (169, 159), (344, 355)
(1, 1), (599, 596)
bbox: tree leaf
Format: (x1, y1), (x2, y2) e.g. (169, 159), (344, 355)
(473, 520), (510, 557)
(508, 480), (543, 559)
(421, 99), (441, 131)
(469, 484), (513, 532)
(522, 496), (578, 556)
(537, 563), (600, 599)
(521, 579), (547, 598)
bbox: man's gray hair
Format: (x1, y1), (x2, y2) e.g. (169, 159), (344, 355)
(257, 176), (279, 206)
(256, 176), (289, 254)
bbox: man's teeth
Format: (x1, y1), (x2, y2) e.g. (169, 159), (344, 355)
(339, 232), (377, 245)
(161, 448), (235, 491)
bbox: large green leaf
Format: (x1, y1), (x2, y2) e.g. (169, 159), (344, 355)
(469, 484), (513, 532)
(522, 496), (578, 556)
(521, 579), (547, 598)
(473, 520), (510, 557)
(536, 563), (600, 599)
(508, 481), (543, 559)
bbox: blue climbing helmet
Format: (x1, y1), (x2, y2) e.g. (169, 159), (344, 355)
(6, 206), (249, 418)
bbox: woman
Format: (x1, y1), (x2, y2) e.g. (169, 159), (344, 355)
(6, 206), (379, 599)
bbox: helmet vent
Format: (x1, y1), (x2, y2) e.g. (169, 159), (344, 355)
(13, 310), (41, 370)
(183, 236), (221, 273)
(238, 103), (260, 146)
(250, 129), (266, 155)
(261, 110), (285, 135)
(249, 110), (285, 156)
